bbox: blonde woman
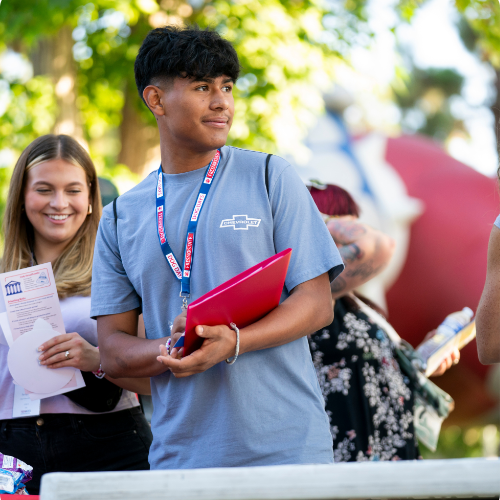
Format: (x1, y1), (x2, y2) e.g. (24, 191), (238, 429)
(0, 135), (152, 495)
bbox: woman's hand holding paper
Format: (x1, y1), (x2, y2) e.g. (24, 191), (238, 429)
(38, 332), (101, 372)
(157, 323), (237, 377)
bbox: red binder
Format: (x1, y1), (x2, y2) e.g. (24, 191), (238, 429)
(183, 248), (292, 356)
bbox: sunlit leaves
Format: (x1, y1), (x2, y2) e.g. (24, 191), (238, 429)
(0, 76), (56, 151)
(396, 0), (500, 67)
(0, 0), (370, 176)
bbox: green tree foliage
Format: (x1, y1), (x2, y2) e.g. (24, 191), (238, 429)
(421, 425), (499, 460)
(0, 0), (369, 180)
(454, 0), (500, 68)
(393, 67), (465, 141)
(396, 0), (500, 61)
(392, 0), (499, 146)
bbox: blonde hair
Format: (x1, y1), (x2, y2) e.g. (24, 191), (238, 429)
(1, 135), (102, 298)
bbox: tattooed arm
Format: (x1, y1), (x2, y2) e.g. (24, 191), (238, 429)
(326, 216), (395, 298)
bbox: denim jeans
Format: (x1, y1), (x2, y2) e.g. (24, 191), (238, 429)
(0, 407), (152, 495)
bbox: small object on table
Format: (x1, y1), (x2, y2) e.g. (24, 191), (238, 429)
(0, 452), (33, 494)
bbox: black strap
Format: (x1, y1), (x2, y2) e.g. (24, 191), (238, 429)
(113, 197), (118, 221)
(265, 154), (272, 197)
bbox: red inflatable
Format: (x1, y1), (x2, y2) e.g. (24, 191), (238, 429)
(385, 134), (500, 424)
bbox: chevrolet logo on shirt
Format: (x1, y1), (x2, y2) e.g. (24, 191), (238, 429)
(220, 215), (261, 230)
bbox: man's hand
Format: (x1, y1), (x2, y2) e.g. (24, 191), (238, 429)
(158, 324), (237, 377)
(156, 272), (332, 378)
(169, 310), (187, 358)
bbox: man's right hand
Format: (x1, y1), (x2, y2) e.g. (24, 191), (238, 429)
(169, 310), (187, 358)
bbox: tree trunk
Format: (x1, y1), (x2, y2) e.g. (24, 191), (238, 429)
(118, 82), (160, 176)
(31, 26), (83, 139)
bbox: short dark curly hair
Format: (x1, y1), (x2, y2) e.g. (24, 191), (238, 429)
(134, 25), (240, 102)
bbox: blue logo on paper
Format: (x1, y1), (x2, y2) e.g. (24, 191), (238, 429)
(220, 215), (261, 230)
(5, 280), (22, 296)
(36, 271), (49, 285)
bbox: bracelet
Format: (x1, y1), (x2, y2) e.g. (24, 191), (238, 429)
(92, 347), (106, 379)
(226, 322), (240, 365)
(92, 366), (106, 379)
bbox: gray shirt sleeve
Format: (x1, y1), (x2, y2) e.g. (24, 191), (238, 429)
(494, 215), (500, 230)
(268, 161), (344, 292)
(90, 207), (142, 318)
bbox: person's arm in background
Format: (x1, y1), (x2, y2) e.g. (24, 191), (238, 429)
(325, 216), (395, 298)
(327, 215), (459, 375)
(476, 225), (500, 364)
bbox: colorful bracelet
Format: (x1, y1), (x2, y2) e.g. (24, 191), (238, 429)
(92, 346), (106, 379)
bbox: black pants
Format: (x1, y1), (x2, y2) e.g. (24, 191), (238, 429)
(0, 407), (152, 495)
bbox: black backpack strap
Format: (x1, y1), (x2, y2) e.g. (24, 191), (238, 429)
(113, 197), (118, 221)
(265, 154), (272, 197)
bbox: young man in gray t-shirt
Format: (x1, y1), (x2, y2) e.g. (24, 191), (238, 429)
(91, 26), (344, 469)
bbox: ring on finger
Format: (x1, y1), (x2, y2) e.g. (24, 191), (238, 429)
(65, 350), (70, 359)
(453, 358), (459, 365)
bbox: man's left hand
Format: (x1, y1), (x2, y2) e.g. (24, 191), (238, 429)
(157, 324), (237, 377)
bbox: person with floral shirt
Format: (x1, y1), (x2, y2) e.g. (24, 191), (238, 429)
(309, 184), (459, 461)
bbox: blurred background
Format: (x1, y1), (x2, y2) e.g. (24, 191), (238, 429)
(0, 0), (499, 458)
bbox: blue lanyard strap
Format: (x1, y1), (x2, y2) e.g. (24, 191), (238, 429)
(156, 150), (221, 304)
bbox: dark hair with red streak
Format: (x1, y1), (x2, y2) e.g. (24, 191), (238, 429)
(309, 184), (360, 218)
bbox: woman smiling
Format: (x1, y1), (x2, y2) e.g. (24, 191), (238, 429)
(0, 135), (152, 494)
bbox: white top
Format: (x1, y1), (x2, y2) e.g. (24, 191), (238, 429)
(0, 295), (139, 420)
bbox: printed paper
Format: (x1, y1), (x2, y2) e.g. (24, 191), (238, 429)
(12, 385), (40, 418)
(0, 263), (85, 405)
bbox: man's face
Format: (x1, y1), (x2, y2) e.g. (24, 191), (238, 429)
(157, 75), (234, 152)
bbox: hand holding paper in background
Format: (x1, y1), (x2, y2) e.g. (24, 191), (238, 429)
(0, 263), (85, 416)
(8, 318), (76, 394)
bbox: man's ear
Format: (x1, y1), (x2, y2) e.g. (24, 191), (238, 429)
(143, 85), (165, 116)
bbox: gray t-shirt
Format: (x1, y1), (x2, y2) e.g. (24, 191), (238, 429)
(91, 146), (344, 469)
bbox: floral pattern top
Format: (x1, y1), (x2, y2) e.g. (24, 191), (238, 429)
(309, 297), (420, 462)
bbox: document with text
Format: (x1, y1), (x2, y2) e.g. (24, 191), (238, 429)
(0, 263), (84, 408)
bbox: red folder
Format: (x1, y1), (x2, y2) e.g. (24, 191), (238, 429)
(183, 248), (292, 356)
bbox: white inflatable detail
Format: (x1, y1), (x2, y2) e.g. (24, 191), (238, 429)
(293, 112), (424, 309)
